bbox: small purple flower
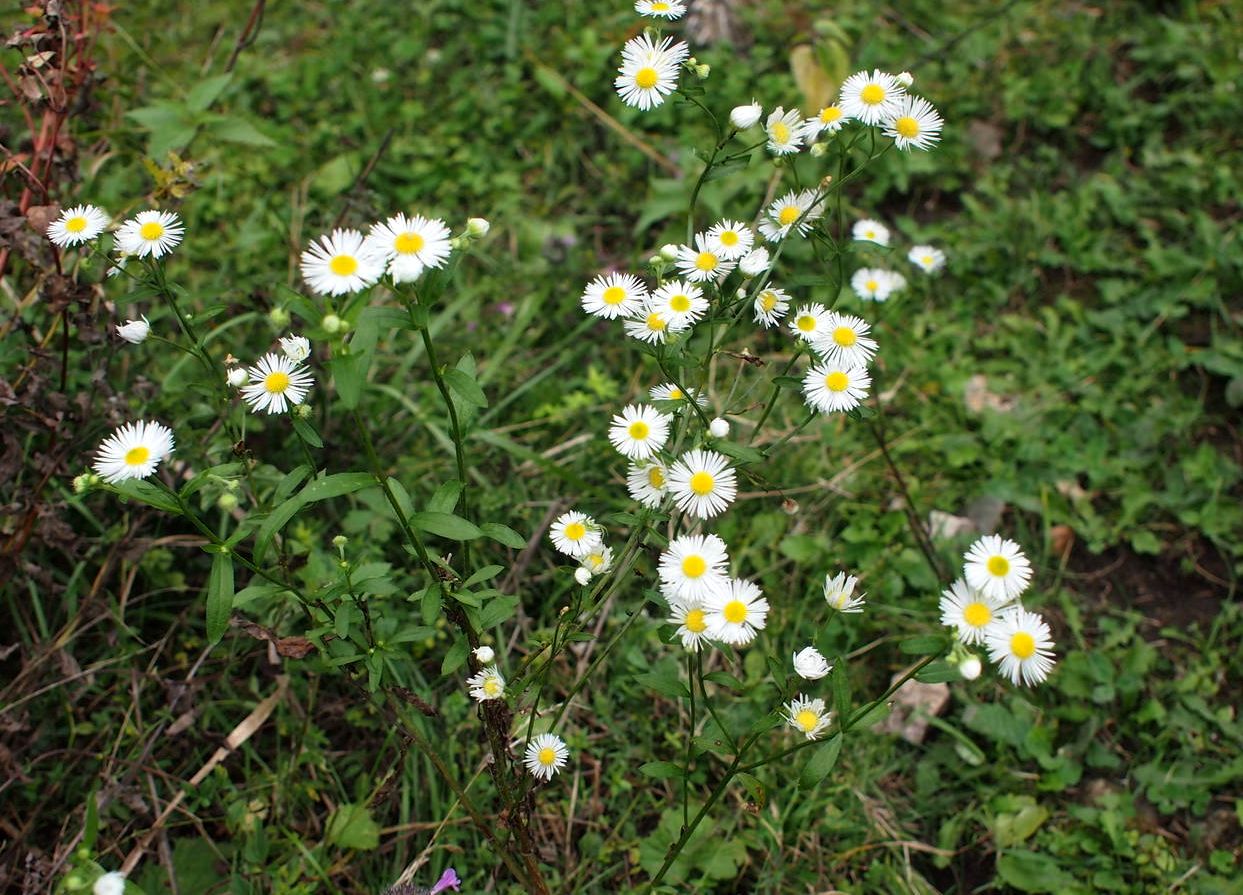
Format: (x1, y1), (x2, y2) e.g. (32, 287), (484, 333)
(429, 868), (461, 894)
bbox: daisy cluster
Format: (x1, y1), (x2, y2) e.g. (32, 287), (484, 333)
(613, 3), (692, 112)
(846, 216), (947, 303)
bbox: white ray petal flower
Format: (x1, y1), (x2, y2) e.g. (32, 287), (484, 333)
(758, 189), (822, 242)
(804, 104), (849, 139)
(93, 420), (175, 484)
(626, 460), (668, 508)
(883, 95), (944, 151)
(739, 246), (770, 276)
(667, 449), (737, 519)
(908, 245), (946, 273)
(624, 304), (674, 344)
(793, 646), (832, 680)
(704, 577), (768, 646)
(753, 287), (791, 328)
(116, 316), (150, 344)
(674, 235), (736, 284)
(809, 312), (878, 368)
(467, 666), (505, 702)
(650, 382), (708, 406)
(279, 334), (311, 363)
(939, 579), (1009, 646)
(785, 694), (832, 740)
(963, 535), (1033, 601)
(239, 353), (314, 414)
(839, 69), (906, 125)
(579, 546), (615, 577)
(582, 272), (649, 319)
(615, 35), (689, 110)
(705, 220), (754, 260)
(651, 280), (708, 329)
(984, 608), (1056, 686)
(300, 229), (384, 296)
(823, 572), (865, 613)
(549, 511), (603, 558)
(668, 597), (714, 651)
(608, 403), (671, 460)
(47, 204), (110, 246)
(115, 210), (184, 259)
(788, 302), (830, 341)
(635, 0), (687, 18)
(524, 732), (570, 781)
(803, 363), (871, 414)
(765, 106), (806, 155)
(658, 533), (730, 603)
(365, 213), (452, 282)
(887, 270), (908, 294)
(851, 267), (896, 302)
(852, 219), (890, 246)
(729, 100), (762, 129)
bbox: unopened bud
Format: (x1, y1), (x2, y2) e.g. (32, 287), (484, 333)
(293, 404), (312, 419)
(268, 307), (290, 327)
(217, 492), (240, 512)
(467, 217), (491, 237)
(332, 535), (348, 549)
(959, 655), (982, 680)
(729, 101), (762, 130)
(93, 873), (127, 895)
(321, 313), (343, 334)
(473, 645), (495, 663)
(226, 367), (249, 388)
(574, 567), (592, 586)
(781, 498), (799, 515)
(896, 71), (914, 88)
(709, 417), (730, 439)
(659, 243), (680, 262)
(695, 64), (711, 79)
(809, 142), (828, 157)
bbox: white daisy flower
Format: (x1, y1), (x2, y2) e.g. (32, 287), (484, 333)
(524, 732), (570, 781)
(793, 646), (832, 680)
(279, 334), (311, 363)
(549, 511), (603, 558)
(668, 598), (713, 651)
(466, 666), (505, 702)
(705, 220), (754, 260)
(240, 353), (314, 414)
(615, 35), (689, 111)
(115, 210), (184, 259)
(116, 316), (150, 344)
(758, 189), (822, 242)
(852, 219), (890, 246)
(582, 272), (649, 320)
(738, 246), (770, 276)
(940, 579), (1009, 646)
(753, 287), (791, 328)
(300, 229), (384, 296)
(838, 69), (906, 125)
(803, 363), (871, 414)
(626, 460), (668, 508)
(47, 204), (109, 246)
(886, 270), (908, 294)
(883, 95), (944, 151)
(635, 0), (686, 18)
(674, 235), (736, 284)
(963, 535), (1033, 601)
(984, 608), (1056, 686)
(93, 420), (175, 484)
(785, 694), (832, 740)
(908, 245), (946, 273)
(365, 213), (452, 282)
(804, 104), (848, 139)
(809, 312), (878, 368)
(823, 571), (865, 613)
(658, 533), (730, 603)
(788, 302), (830, 342)
(650, 280), (708, 329)
(704, 577), (768, 646)
(851, 267), (896, 302)
(729, 101), (762, 129)
(580, 546), (615, 577)
(667, 449), (737, 519)
(765, 106), (806, 155)
(623, 305), (673, 344)
(607, 403), (672, 460)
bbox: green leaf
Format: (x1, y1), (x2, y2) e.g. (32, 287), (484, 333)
(735, 772), (766, 808)
(208, 116), (276, 147)
(112, 479), (182, 513)
(772, 375), (804, 389)
(477, 595), (520, 629)
(179, 463), (244, 499)
(480, 522), (526, 549)
(798, 735), (842, 790)
(427, 480), (462, 514)
(638, 761), (684, 780)
(899, 635), (948, 656)
(634, 669), (690, 700)
(325, 803), (380, 851)
(420, 584), (442, 624)
(332, 351), (369, 409)
(441, 637), (468, 675)
(463, 565), (504, 588)
(443, 367), (488, 407)
(832, 659), (851, 722)
(915, 661), (963, 684)
(185, 73), (232, 112)
(291, 417), (323, 449)
(703, 671), (743, 691)
(255, 473), (377, 562)
(410, 511), (482, 540)
(206, 553), (234, 644)
(713, 441), (766, 465)
(995, 851), (1075, 892)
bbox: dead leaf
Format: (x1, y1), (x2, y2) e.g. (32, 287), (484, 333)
(790, 45), (834, 114)
(872, 675), (949, 744)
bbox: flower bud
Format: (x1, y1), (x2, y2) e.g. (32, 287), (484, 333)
(72, 473), (93, 494)
(793, 646), (832, 680)
(659, 243), (680, 262)
(729, 101), (762, 129)
(116, 316), (150, 344)
(332, 535), (348, 549)
(695, 63), (711, 79)
(809, 142), (828, 157)
(226, 367), (249, 388)
(279, 334), (310, 363)
(293, 403), (312, 419)
(574, 567), (592, 586)
(217, 492), (240, 512)
(321, 313), (343, 334)
(708, 417), (730, 438)
(959, 655), (982, 680)
(473, 645), (495, 664)
(268, 307), (290, 327)
(648, 255), (664, 267)
(467, 217), (491, 238)
(896, 71), (914, 87)
(93, 872), (127, 895)
(739, 247), (770, 276)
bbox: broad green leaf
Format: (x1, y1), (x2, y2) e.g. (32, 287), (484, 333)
(915, 661), (962, 683)
(291, 417), (323, 449)
(427, 480), (462, 514)
(441, 636), (468, 675)
(638, 761), (683, 780)
(477, 595), (520, 629)
(798, 735), (842, 790)
(481, 522), (526, 549)
(410, 511), (482, 540)
(634, 669), (690, 700)
(206, 552), (234, 644)
(208, 116), (276, 147)
(185, 73), (233, 112)
(996, 850), (1075, 892)
(463, 565), (504, 588)
(713, 441), (766, 465)
(900, 635), (948, 655)
(832, 659), (851, 722)
(420, 584), (442, 624)
(332, 350), (369, 409)
(703, 671), (743, 691)
(255, 473), (377, 562)
(325, 803), (380, 851)
(444, 367), (487, 408)
(112, 479), (182, 513)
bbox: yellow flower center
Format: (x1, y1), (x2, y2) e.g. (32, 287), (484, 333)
(922, 255), (933, 265)
(695, 251), (718, 272)
(689, 471), (714, 495)
(796, 315), (816, 332)
(684, 608), (707, 633)
(651, 1), (670, 9)
(139, 221), (165, 241)
(963, 602), (992, 628)
(865, 279), (878, 292)
(820, 106), (842, 123)
(647, 466), (665, 488)
(394, 231), (425, 254)
(602, 285), (626, 305)
(865, 229), (876, 239)
(65, 216), (88, 233)
(760, 292), (778, 312)
(722, 600), (748, 624)
(778, 205), (800, 226)
(587, 553), (605, 569)
(265, 371), (290, 394)
(795, 709), (820, 732)
(483, 679), (501, 697)
(681, 555), (707, 578)
(628, 420), (650, 440)
(829, 592), (848, 610)
(719, 230), (739, 246)
(987, 555), (1011, 577)
(646, 312), (666, 332)
(330, 255), (359, 276)
(825, 372), (849, 392)
(564, 522), (587, 541)
(538, 747), (556, 765)
(832, 326), (857, 346)
(894, 116), (920, 138)
(635, 67), (659, 89)
(770, 121), (790, 144)
(1011, 632), (1036, 660)
(669, 293), (691, 312)
(124, 446), (150, 466)
(860, 84), (885, 105)
(667, 388), (684, 400)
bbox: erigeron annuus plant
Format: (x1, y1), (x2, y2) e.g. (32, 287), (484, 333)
(52, 8), (1057, 894)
